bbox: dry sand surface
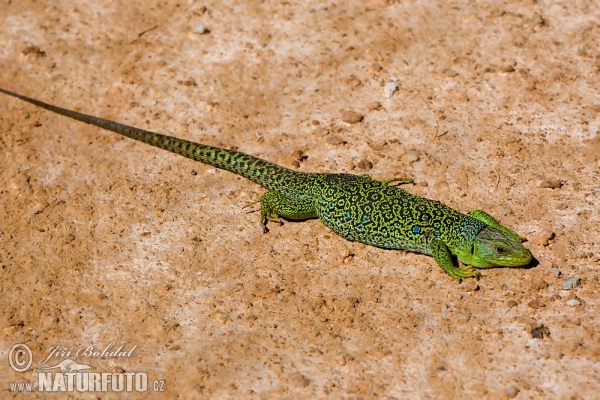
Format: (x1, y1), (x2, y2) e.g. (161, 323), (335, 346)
(1, 0), (599, 398)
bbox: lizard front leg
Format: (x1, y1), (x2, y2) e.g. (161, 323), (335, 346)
(244, 191), (317, 233)
(430, 238), (481, 279)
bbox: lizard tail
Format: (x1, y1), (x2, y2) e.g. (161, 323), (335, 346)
(0, 88), (312, 194)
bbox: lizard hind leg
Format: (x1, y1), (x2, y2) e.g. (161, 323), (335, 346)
(243, 191), (317, 233)
(467, 210), (527, 242)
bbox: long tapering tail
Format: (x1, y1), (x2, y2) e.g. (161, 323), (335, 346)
(0, 88), (314, 196)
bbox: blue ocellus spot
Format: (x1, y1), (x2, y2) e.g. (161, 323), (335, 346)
(318, 198), (324, 204)
(412, 226), (421, 234)
(362, 215), (370, 223)
(356, 223), (363, 230)
(344, 212), (350, 220)
(434, 231), (441, 236)
(328, 202), (334, 209)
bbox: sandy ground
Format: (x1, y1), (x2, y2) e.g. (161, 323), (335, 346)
(1, 0), (599, 398)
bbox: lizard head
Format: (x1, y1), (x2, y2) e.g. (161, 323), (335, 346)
(460, 226), (533, 268)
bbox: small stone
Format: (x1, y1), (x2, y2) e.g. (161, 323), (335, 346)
(191, 170), (198, 176)
(368, 101), (382, 110)
(561, 277), (580, 290)
(314, 127), (328, 136)
(326, 135), (346, 145)
(530, 277), (548, 291)
(444, 68), (459, 77)
(384, 81), (398, 98)
(340, 110), (363, 124)
(289, 372), (310, 388)
(463, 280), (479, 292)
(532, 230), (555, 246)
(334, 354), (346, 366)
(23, 45), (42, 55)
(504, 385), (519, 398)
(507, 300), (518, 308)
(556, 203), (568, 210)
(442, 304), (449, 312)
(531, 14), (545, 30)
(311, 120), (320, 126)
(367, 139), (386, 151)
(566, 299), (581, 307)
(501, 65), (515, 73)
(405, 149), (420, 163)
(112, 366), (125, 373)
(527, 299), (544, 309)
(549, 268), (561, 277)
(539, 179), (562, 189)
(193, 24), (209, 34)
(356, 159), (373, 171)
(531, 324), (550, 339)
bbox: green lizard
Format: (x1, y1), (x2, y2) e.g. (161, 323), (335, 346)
(0, 87), (532, 279)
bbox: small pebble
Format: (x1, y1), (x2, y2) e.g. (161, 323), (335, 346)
(530, 277), (548, 291)
(405, 149), (420, 163)
(191, 170), (198, 176)
(384, 81), (398, 98)
(444, 68), (459, 77)
(193, 24), (209, 34)
(22, 45), (42, 55)
(326, 135), (346, 145)
(566, 299), (581, 307)
(531, 14), (545, 30)
(311, 120), (320, 126)
(539, 179), (562, 189)
(356, 159), (373, 171)
(367, 139), (386, 151)
(595, 184), (600, 190)
(507, 300), (518, 308)
(549, 268), (561, 277)
(533, 229), (555, 246)
(561, 277), (580, 290)
(527, 299), (543, 309)
(504, 385), (519, 398)
(314, 127), (328, 136)
(463, 280), (479, 292)
(531, 324), (550, 339)
(368, 101), (382, 110)
(340, 110), (363, 124)
(442, 304), (449, 312)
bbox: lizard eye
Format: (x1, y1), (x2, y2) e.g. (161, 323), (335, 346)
(496, 246), (505, 254)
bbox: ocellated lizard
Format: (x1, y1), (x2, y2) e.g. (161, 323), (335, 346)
(0, 88), (533, 279)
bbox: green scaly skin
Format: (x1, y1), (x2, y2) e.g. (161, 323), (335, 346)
(0, 88), (533, 279)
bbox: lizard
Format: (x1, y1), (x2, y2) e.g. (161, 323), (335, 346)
(0, 87), (533, 279)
